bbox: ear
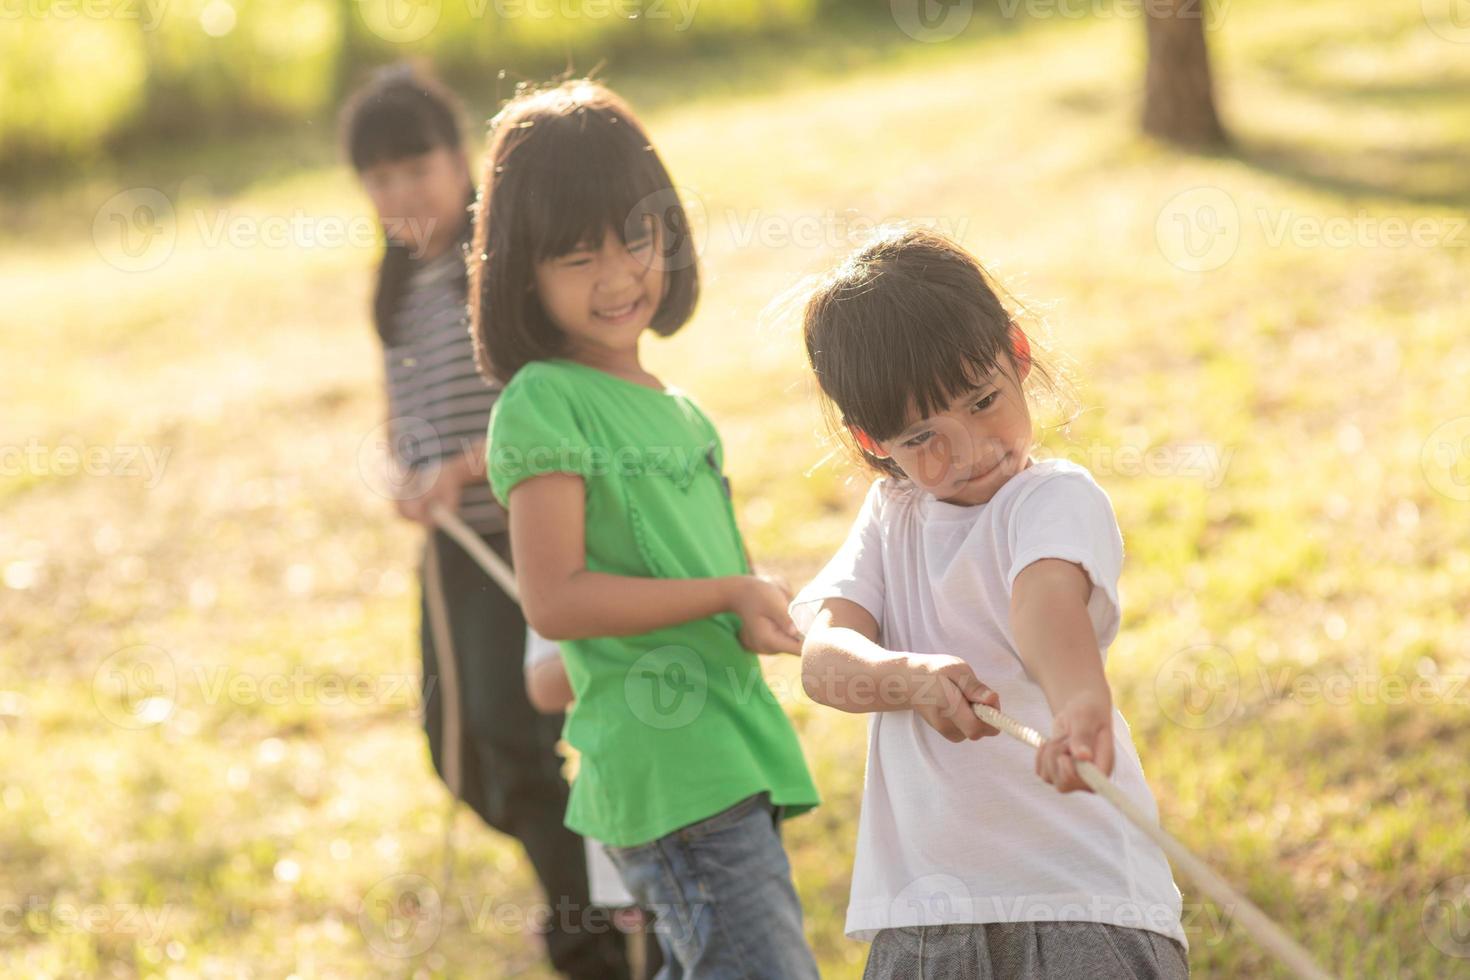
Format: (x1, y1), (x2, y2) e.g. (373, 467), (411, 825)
(847, 424), (890, 459)
(1011, 325), (1032, 383)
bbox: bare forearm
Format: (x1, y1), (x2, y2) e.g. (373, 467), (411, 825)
(1011, 589), (1110, 713)
(801, 625), (914, 713)
(527, 571), (736, 641)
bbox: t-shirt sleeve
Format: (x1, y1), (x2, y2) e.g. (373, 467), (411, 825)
(1006, 470), (1125, 651)
(522, 626), (562, 669)
(789, 480), (887, 635)
(487, 370), (593, 505)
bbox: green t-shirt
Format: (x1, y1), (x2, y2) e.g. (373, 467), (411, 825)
(487, 358), (819, 846)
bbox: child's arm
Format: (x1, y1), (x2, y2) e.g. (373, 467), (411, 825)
(508, 472), (802, 654)
(525, 655), (575, 714)
(1010, 558), (1116, 794)
(800, 598), (1001, 742)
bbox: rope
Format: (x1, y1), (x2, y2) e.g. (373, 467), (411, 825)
(428, 504), (1334, 979)
(430, 503), (520, 600)
(969, 702), (1335, 980)
(422, 530), (464, 896)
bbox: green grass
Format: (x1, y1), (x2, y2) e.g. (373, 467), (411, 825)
(4, 1), (1470, 975)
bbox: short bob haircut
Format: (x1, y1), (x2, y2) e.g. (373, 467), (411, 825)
(468, 79), (700, 384)
(802, 225), (1056, 480)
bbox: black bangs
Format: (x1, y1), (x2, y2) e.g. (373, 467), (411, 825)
(339, 64), (463, 173)
(806, 227), (1015, 443)
(508, 107), (674, 263)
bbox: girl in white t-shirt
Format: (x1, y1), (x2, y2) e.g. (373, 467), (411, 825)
(791, 227), (1190, 979)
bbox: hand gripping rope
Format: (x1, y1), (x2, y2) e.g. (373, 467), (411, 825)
(428, 503), (1336, 980)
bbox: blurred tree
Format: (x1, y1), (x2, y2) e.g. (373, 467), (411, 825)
(1142, 0), (1227, 148)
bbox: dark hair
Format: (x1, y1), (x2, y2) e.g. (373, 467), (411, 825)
(468, 79), (700, 383)
(802, 226), (1057, 480)
(338, 63), (471, 344)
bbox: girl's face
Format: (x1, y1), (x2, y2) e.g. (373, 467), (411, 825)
(533, 223), (664, 360)
(360, 146), (470, 258)
(869, 360), (1034, 507)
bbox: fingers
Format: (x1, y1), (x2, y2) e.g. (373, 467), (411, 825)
(964, 681), (1002, 737)
(1093, 725), (1115, 778)
(746, 617), (803, 656)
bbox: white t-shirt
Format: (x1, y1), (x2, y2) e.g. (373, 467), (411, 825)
(790, 459), (1186, 947)
(523, 628), (636, 909)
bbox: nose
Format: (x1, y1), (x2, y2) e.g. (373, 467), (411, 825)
(946, 417), (1006, 483)
(597, 239), (645, 292)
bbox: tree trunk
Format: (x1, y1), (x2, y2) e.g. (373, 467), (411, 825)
(1142, 0), (1228, 148)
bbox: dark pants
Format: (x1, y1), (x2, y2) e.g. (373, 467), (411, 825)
(419, 528), (630, 980)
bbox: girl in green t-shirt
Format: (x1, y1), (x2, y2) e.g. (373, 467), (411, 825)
(467, 79), (821, 979)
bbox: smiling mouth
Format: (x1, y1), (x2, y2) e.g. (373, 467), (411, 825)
(957, 454), (1007, 486)
(594, 298), (641, 320)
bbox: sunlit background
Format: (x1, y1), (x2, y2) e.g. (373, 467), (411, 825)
(3, 0), (1470, 976)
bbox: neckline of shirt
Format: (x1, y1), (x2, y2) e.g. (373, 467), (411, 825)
(549, 358), (684, 398)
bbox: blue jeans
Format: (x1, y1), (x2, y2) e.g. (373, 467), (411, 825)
(604, 792), (821, 979)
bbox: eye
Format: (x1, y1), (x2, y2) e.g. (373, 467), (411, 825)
(903, 431), (934, 449)
(628, 235), (653, 254)
(972, 391), (999, 412)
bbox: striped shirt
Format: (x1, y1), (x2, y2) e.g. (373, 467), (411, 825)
(382, 243), (506, 535)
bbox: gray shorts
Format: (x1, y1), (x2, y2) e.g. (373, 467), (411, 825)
(863, 921), (1190, 980)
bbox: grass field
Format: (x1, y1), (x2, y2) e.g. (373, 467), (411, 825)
(3, 1), (1470, 976)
